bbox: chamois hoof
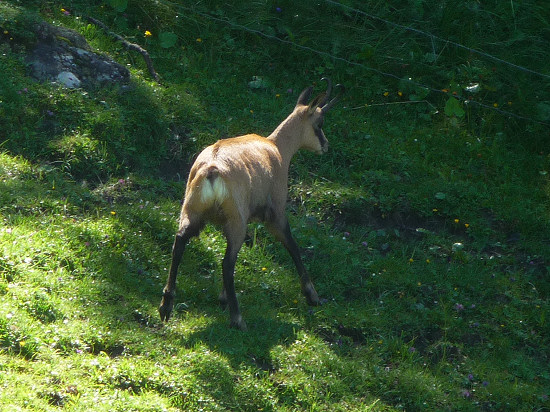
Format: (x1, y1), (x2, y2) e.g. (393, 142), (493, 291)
(159, 293), (174, 322)
(230, 316), (247, 332)
(303, 282), (320, 306)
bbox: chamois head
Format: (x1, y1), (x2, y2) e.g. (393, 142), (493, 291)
(293, 78), (345, 154)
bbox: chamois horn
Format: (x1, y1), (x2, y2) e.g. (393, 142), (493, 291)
(320, 78), (345, 113)
(320, 77), (333, 106)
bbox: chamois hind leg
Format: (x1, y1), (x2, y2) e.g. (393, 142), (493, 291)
(159, 217), (201, 322)
(267, 216), (320, 306)
(221, 220), (248, 331)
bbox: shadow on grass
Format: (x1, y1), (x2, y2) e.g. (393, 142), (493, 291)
(184, 315), (299, 369)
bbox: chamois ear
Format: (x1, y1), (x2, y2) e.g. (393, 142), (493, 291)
(295, 86), (314, 108)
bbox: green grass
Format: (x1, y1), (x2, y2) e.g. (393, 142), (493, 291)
(1, 0), (549, 410)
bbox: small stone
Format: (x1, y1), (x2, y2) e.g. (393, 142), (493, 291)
(56, 71), (81, 88)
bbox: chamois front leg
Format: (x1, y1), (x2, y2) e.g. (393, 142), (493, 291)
(159, 219), (200, 322)
(268, 217), (320, 306)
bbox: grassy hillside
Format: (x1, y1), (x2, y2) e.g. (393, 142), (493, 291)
(1, 0), (549, 410)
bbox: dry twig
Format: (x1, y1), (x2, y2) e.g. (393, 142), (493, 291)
(84, 16), (160, 83)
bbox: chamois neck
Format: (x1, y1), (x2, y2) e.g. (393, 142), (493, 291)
(267, 112), (303, 164)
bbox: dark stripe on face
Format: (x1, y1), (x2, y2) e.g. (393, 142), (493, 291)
(315, 128), (327, 147)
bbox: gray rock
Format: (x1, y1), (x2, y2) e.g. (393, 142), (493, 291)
(25, 21), (130, 88)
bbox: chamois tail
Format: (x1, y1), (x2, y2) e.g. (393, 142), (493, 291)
(200, 166), (228, 205)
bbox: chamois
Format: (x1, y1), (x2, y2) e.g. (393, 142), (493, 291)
(159, 79), (344, 330)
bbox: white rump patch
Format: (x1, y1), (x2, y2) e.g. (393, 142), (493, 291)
(200, 176), (228, 205)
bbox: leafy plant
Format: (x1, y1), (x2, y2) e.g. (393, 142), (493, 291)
(445, 97), (465, 118)
(158, 31), (178, 48)
(107, 0), (128, 13)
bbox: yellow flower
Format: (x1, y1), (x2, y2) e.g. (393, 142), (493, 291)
(432, 208), (438, 212)
(3, 30), (8, 35)
(426, 259), (431, 264)
(275, 94), (281, 98)
(196, 38), (202, 42)
(383, 91), (389, 97)
(19, 340), (26, 347)
(464, 223), (470, 228)
(261, 267), (267, 272)
(397, 91), (403, 97)
(409, 258), (414, 263)
(144, 30), (152, 37)
(454, 218), (460, 224)
(493, 102), (498, 108)
(110, 211), (116, 216)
